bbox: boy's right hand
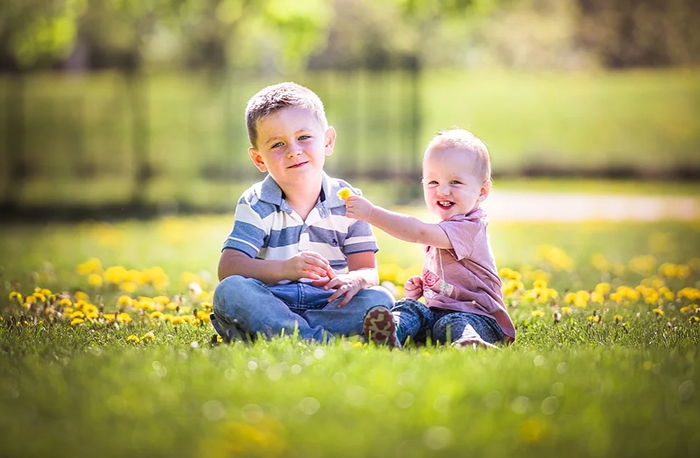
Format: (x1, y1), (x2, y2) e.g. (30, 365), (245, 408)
(404, 275), (424, 300)
(286, 251), (335, 281)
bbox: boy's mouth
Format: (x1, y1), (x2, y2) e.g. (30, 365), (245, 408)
(287, 161), (308, 169)
(437, 200), (455, 209)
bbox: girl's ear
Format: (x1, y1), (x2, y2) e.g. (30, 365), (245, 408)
(324, 126), (337, 156)
(478, 179), (492, 203)
(248, 147), (267, 172)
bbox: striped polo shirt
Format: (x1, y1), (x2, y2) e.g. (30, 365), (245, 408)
(223, 173), (378, 283)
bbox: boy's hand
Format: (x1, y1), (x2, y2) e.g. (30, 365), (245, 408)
(344, 196), (374, 221)
(404, 275), (424, 300)
(320, 274), (366, 308)
(286, 251), (334, 281)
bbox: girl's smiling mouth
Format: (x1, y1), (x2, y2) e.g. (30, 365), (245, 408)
(437, 200), (454, 208)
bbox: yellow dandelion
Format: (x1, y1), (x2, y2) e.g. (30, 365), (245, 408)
(532, 279), (548, 289)
(690, 316), (700, 323)
(119, 282), (138, 293)
(171, 316), (185, 326)
(140, 331), (155, 342)
(58, 297), (72, 307)
(71, 310), (85, 319)
(116, 312), (133, 323)
(499, 267), (522, 281)
(76, 257), (103, 275)
(74, 291), (89, 301)
(9, 291), (23, 303)
(614, 314), (624, 323)
(531, 310), (545, 318)
(652, 308), (664, 316)
(561, 306), (572, 314)
(150, 311), (164, 321)
(126, 335), (140, 343)
(201, 302), (213, 311)
(337, 187), (352, 200)
(88, 274), (103, 287)
(195, 310), (211, 322)
(103, 313), (116, 322)
(587, 315), (600, 323)
(117, 295), (133, 307)
(70, 318), (85, 326)
(678, 288), (700, 301)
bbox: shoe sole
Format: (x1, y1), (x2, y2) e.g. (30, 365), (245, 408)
(363, 306), (399, 348)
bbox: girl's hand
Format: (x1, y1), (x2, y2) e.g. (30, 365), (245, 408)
(285, 251), (334, 281)
(321, 274), (366, 308)
(344, 196), (374, 221)
(404, 275), (424, 300)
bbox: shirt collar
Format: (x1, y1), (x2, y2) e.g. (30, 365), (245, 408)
(258, 172), (343, 215)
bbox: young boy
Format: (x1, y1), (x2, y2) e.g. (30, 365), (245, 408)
(345, 129), (516, 348)
(212, 82), (394, 343)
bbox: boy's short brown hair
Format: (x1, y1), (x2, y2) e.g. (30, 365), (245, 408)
(425, 128), (492, 182)
(245, 82), (328, 148)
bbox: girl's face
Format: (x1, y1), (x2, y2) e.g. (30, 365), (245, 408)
(422, 147), (490, 220)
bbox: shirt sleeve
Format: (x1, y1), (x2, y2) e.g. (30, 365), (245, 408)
(438, 217), (486, 261)
(222, 198), (267, 258)
(342, 219), (379, 255)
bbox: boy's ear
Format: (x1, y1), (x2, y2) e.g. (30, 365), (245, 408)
(478, 179), (492, 203)
(248, 147), (267, 172)
(324, 126), (336, 156)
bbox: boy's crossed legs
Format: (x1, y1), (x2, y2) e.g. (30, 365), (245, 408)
(213, 275), (394, 342)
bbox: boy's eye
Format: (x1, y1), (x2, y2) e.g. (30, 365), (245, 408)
(450, 180), (463, 185)
(298, 135), (311, 141)
(271, 142), (284, 149)
(425, 180), (438, 187)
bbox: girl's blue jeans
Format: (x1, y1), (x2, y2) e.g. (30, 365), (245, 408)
(393, 298), (505, 345)
(213, 275), (395, 342)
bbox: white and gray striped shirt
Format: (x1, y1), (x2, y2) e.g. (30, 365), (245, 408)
(223, 172), (378, 284)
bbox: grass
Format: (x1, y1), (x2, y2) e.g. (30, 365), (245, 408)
(1, 214), (700, 457)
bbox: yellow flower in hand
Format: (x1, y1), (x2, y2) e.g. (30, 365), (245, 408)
(337, 187), (352, 200)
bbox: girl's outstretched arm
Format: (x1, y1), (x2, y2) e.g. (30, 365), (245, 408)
(345, 196), (452, 249)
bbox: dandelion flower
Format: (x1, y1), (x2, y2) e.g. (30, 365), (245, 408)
(531, 310), (545, 318)
(9, 291), (23, 303)
(70, 318), (85, 326)
(140, 331), (155, 342)
(126, 335), (140, 343)
(652, 308), (664, 316)
(587, 315), (600, 323)
(561, 306), (572, 314)
(337, 187), (352, 200)
(614, 314), (624, 323)
(690, 316), (700, 324)
(116, 312), (133, 323)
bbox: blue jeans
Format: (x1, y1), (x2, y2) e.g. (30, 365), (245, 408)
(393, 298), (505, 345)
(213, 275), (395, 342)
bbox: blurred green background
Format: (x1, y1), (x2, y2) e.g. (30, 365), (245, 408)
(1, 0), (699, 217)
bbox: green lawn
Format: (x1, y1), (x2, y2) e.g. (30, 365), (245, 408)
(1, 215), (699, 457)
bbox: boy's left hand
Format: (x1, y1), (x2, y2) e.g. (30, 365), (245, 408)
(317, 274), (365, 307)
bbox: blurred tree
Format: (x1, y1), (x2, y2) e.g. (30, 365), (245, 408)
(0, 0), (85, 209)
(575, 0), (700, 67)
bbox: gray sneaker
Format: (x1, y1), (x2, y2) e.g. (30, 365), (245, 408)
(363, 306), (401, 348)
(210, 314), (252, 343)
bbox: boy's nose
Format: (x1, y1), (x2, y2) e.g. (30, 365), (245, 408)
(287, 143), (302, 157)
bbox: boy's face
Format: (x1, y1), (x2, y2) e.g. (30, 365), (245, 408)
(248, 106), (335, 190)
(422, 147), (490, 220)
